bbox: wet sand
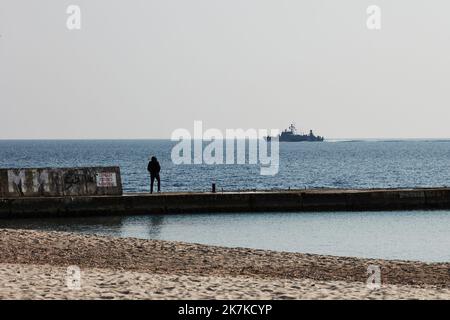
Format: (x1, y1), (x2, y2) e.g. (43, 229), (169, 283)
(0, 229), (448, 299)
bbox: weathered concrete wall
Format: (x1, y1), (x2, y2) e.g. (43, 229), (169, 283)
(0, 167), (122, 198)
(0, 188), (450, 218)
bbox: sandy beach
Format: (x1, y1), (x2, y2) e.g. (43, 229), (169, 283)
(0, 228), (448, 300)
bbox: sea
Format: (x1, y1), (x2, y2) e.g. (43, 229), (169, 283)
(0, 139), (449, 262)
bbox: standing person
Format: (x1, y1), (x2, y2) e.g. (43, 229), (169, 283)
(147, 156), (161, 194)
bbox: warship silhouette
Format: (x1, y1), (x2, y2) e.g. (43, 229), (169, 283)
(266, 123), (324, 142)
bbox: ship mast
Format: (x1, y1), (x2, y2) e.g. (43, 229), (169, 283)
(289, 123), (297, 134)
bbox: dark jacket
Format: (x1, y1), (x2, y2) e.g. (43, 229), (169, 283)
(147, 158), (161, 176)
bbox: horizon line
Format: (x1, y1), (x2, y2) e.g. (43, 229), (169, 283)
(1, 137), (450, 141)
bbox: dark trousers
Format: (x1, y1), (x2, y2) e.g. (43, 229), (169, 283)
(150, 173), (160, 193)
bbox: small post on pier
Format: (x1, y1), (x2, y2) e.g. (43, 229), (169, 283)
(212, 183), (216, 193)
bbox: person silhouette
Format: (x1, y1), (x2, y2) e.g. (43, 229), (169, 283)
(147, 156), (161, 194)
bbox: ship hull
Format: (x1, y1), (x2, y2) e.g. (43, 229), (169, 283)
(265, 136), (324, 142)
(279, 136), (324, 142)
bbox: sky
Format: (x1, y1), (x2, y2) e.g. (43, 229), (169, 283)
(1, 0), (450, 139)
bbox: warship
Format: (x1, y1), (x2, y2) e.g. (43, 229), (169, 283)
(267, 123), (324, 142)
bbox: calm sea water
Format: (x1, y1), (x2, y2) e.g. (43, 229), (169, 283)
(1, 140), (450, 262)
(1, 139), (450, 192)
(0, 210), (449, 262)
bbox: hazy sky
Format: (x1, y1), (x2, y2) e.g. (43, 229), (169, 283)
(1, 1), (450, 139)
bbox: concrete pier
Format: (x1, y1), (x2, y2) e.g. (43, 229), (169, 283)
(1, 188), (450, 218)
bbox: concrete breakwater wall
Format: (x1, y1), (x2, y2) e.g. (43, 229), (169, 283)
(0, 188), (450, 218)
(0, 167), (122, 198)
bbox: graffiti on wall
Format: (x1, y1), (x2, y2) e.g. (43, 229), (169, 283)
(8, 169), (50, 195)
(1, 167), (122, 197)
(63, 170), (84, 193)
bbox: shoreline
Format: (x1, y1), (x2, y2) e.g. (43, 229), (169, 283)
(0, 229), (448, 299)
